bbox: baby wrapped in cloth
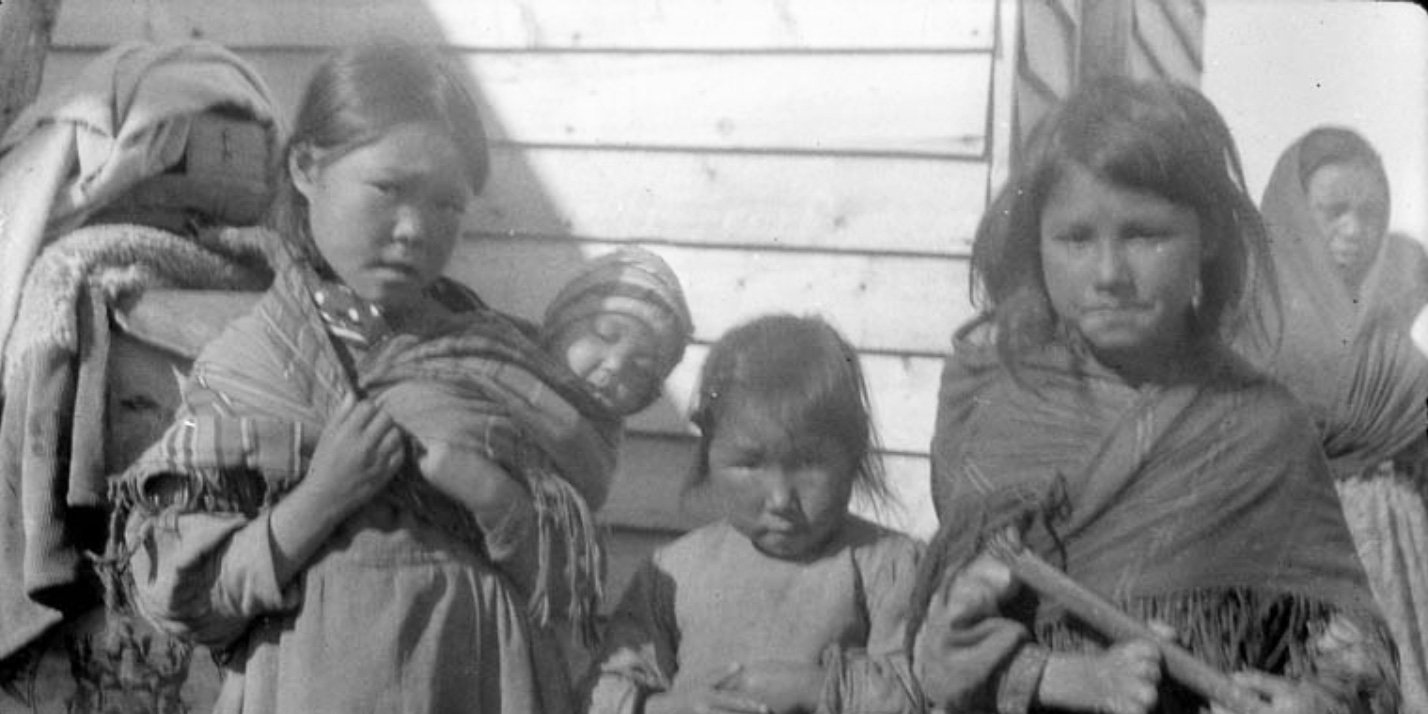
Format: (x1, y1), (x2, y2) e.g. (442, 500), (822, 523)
(362, 248), (692, 637)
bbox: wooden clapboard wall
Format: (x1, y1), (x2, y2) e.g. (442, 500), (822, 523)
(39, 0), (1018, 575)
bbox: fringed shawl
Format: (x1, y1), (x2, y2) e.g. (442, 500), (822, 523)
(1239, 134), (1428, 477)
(924, 322), (1388, 681)
(108, 236), (615, 636)
(359, 314), (622, 638)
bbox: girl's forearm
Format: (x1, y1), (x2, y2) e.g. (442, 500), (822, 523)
(267, 484), (349, 586)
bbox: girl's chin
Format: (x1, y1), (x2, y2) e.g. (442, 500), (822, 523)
(750, 529), (838, 561)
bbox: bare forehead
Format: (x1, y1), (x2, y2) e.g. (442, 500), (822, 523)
(1306, 162), (1389, 200)
(590, 312), (658, 344)
(1041, 164), (1194, 223)
(333, 123), (464, 175)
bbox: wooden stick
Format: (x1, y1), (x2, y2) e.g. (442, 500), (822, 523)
(984, 529), (1268, 714)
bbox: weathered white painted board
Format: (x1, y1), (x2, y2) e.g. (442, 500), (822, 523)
(472, 147), (984, 255)
(447, 239), (977, 356)
(603, 434), (938, 539)
(1021, 0), (1076, 98)
(54, 0), (996, 52)
(462, 52), (993, 155)
(1153, 0), (1203, 70)
(1132, 0), (1199, 84)
(1015, 73), (1060, 144)
(1136, 0), (1205, 74)
(40, 48), (992, 156)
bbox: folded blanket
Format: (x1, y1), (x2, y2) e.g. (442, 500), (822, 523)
(0, 223), (270, 668)
(0, 40), (280, 385)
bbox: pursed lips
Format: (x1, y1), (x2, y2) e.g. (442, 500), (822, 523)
(760, 511), (804, 534)
(371, 261), (422, 279)
(1081, 302), (1152, 316)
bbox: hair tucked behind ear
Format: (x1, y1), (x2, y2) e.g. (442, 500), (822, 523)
(687, 314), (891, 509)
(970, 76), (1278, 367)
(267, 40), (490, 272)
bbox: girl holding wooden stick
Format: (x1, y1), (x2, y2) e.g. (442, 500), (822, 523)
(910, 77), (1398, 714)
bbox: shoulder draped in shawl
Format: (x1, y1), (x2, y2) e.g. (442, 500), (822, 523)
(923, 321), (1390, 683)
(1240, 134), (1428, 477)
(108, 234), (618, 635)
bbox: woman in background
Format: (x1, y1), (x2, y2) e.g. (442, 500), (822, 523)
(1245, 126), (1428, 711)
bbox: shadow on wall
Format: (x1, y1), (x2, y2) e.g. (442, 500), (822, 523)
(14, 1), (695, 711)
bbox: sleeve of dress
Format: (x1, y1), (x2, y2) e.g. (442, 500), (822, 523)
(582, 558), (680, 714)
(911, 556), (1048, 714)
(125, 502), (300, 651)
(819, 536), (924, 714)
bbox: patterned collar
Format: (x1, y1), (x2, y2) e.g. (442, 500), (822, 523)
(311, 280), (393, 348)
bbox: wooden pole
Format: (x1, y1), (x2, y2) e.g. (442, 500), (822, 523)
(985, 528), (1270, 714)
(0, 0), (63, 139)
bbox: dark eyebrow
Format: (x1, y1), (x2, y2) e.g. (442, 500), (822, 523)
(1121, 219), (1173, 235)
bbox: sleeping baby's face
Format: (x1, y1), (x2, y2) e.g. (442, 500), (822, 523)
(550, 312), (662, 416)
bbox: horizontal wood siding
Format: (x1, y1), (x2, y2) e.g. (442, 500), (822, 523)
(447, 239), (974, 356)
(42, 49), (993, 157)
(470, 148), (987, 255)
(55, 0), (996, 51)
(38, 0), (1004, 543)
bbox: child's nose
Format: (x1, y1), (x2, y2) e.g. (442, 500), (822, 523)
(602, 351), (627, 373)
(392, 204), (427, 243)
(763, 470), (797, 511)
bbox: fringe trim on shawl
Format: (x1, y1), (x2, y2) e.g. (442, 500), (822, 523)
(1036, 588), (1400, 713)
(99, 462), (290, 619)
(100, 446), (607, 646)
(98, 462), (490, 612)
(509, 438), (606, 646)
(907, 500), (1400, 714)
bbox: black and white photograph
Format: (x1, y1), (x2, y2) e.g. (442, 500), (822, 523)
(0, 0), (1425, 712)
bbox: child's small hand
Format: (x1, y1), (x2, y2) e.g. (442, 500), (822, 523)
(1039, 641), (1162, 714)
(305, 393), (404, 516)
(716, 660), (824, 714)
(643, 664), (773, 714)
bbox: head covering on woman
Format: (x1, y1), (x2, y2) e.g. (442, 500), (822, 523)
(1244, 126), (1428, 476)
(1246, 126), (1428, 712)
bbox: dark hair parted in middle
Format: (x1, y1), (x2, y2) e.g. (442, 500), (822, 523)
(267, 40), (490, 272)
(689, 314), (890, 506)
(971, 75), (1275, 365)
